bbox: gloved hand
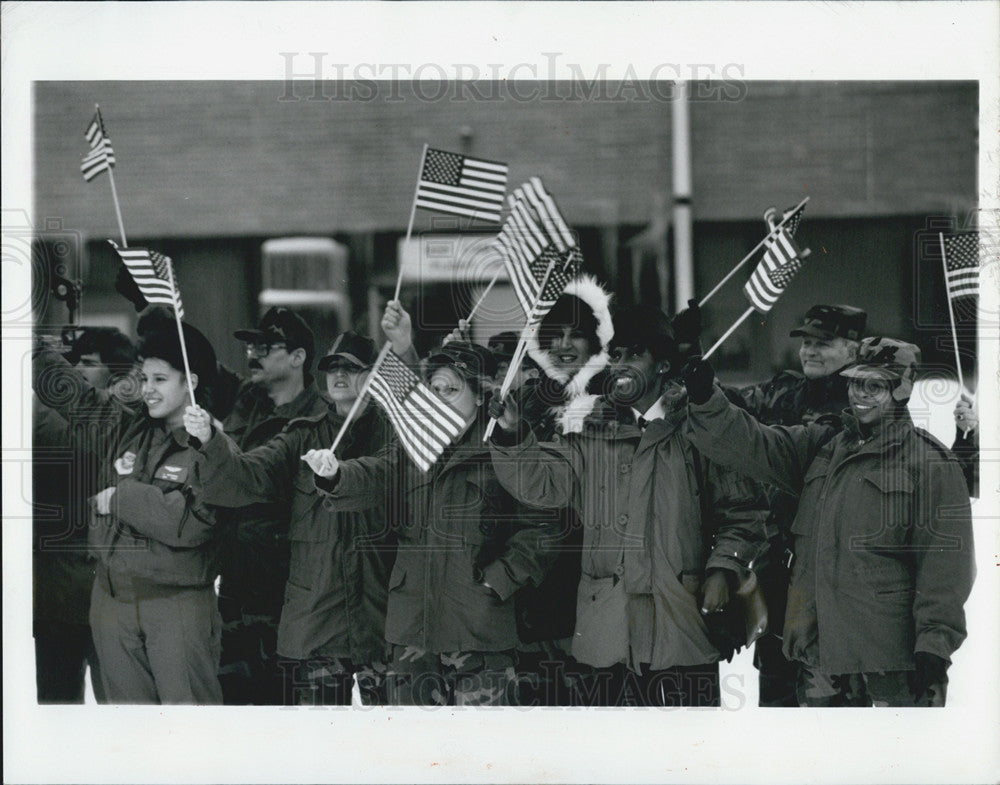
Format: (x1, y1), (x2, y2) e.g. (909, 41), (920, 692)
(909, 651), (949, 703)
(702, 604), (744, 664)
(487, 392), (520, 432)
(682, 356), (715, 405)
(672, 299), (703, 346)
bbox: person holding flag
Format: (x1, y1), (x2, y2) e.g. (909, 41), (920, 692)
(681, 339), (975, 706)
(488, 305), (769, 707)
(33, 316), (223, 704)
(183, 331), (395, 706)
(302, 303), (559, 706)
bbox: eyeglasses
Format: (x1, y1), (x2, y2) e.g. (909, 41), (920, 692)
(245, 342), (287, 359)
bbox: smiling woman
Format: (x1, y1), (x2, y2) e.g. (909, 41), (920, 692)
(32, 321), (224, 705)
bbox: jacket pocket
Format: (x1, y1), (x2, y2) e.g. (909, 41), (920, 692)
(852, 470), (915, 551)
(791, 462), (828, 537)
(288, 472), (328, 543)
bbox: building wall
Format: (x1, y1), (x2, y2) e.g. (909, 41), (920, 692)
(32, 80), (977, 382)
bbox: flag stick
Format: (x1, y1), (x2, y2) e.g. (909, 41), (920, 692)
(465, 266), (504, 322)
(164, 262), (196, 404)
(483, 255), (561, 441)
(703, 306), (755, 361)
(329, 342), (394, 452)
(938, 232), (966, 394)
(94, 105), (128, 247)
(698, 197), (809, 308)
(393, 144), (430, 302)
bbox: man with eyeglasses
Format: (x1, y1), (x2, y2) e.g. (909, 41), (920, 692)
(216, 306), (327, 704)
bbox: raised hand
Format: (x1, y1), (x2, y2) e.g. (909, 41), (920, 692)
(381, 300), (413, 356)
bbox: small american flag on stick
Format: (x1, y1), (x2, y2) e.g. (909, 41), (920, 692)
(414, 148), (509, 223)
(108, 240), (184, 318)
(81, 109), (116, 182)
(942, 231), (979, 302)
(368, 350), (466, 472)
(743, 228), (805, 313)
(495, 178), (581, 324)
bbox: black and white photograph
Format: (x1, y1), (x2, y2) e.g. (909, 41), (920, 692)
(3, 3), (998, 783)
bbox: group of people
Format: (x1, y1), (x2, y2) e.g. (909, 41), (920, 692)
(32, 272), (978, 708)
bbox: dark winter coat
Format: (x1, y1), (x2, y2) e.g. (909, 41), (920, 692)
(317, 416), (559, 654)
(491, 395), (769, 672)
(197, 404), (394, 663)
(33, 347), (217, 591)
(685, 388), (975, 675)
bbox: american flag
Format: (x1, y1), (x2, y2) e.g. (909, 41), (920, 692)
(367, 350), (466, 472)
(414, 148), (509, 223)
(108, 240), (184, 318)
(780, 198), (807, 239)
(81, 109), (116, 182)
(942, 231), (979, 301)
(743, 228), (804, 313)
(495, 178), (581, 323)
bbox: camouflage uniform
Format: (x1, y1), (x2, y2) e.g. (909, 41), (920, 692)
(735, 369), (852, 707)
(732, 303), (865, 707)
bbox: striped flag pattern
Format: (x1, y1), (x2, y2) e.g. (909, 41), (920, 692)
(942, 232), (979, 301)
(780, 199), (807, 239)
(743, 228), (804, 313)
(495, 178), (581, 323)
(108, 240), (184, 317)
(367, 350), (466, 472)
(81, 110), (116, 181)
(414, 148), (509, 222)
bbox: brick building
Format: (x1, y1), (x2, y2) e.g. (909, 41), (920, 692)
(33, 80), (977, 380)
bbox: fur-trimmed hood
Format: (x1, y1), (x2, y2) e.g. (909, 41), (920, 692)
(526, 274), (614, 408)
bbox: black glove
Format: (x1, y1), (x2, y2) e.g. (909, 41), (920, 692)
(909, 652), (949, 702)
(487, 395), (506, 422)
(702, 603), (744, 664)
(682, 356), (715, 405)
(671, 299), (703, 346)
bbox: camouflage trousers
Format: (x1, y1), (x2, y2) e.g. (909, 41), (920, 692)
(279, 656), (387, 706)
(386, 645), (517, 706)
(797, 665), (947, 707)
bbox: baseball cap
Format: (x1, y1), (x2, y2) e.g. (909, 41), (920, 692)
(790, 304), (867, 341)
(234, 307), (315, 367)
(317, 331), (377, 372)
(426, 341), (498, 382)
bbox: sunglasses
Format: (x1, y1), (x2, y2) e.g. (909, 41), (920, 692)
(245, 342), (287, 359)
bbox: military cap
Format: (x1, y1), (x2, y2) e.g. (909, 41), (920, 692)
(790, 304), (867, 341)
(317, 331), (377, 372)
(234, 307), (315, 368)
(840, 336), (921, 401)
(426, 341), (498, 382)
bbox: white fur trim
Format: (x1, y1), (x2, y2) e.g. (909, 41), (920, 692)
(562, 275), (614, 348)
(564, 350), (608, 399)
(527, 274), (614, 392)
(556, 394), (601, 435)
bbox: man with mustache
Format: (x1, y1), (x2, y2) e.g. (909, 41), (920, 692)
(489, 305), (769, 706)
(216, 307), (327, 704)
